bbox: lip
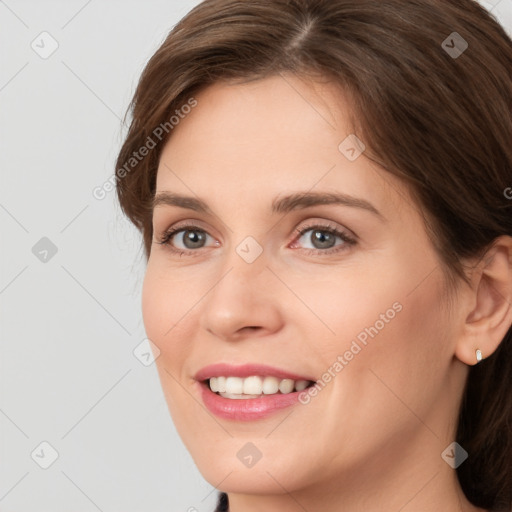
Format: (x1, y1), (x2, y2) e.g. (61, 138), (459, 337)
(195, 363), (316, 422)
(194, 363), (315, 382)
(197, 381), (310, 421)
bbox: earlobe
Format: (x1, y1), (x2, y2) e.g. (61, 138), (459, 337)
(457, 347), (484, 367)
(454, 236), (512, 366)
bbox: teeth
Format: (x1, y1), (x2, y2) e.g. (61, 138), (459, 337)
(225, 376), (243, 394)
(217, 376), (226, 393)
(262, 376), (279, 394)
(208, 376), (311, 397)
(279, 379), (295, 393)
(295, 380), (309, 391)
(243, 376), (263, 394)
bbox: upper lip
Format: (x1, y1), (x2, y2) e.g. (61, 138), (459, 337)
(195, 363), (316, 382)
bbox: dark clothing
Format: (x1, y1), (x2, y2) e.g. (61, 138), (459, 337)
(214, 492), (229, 511)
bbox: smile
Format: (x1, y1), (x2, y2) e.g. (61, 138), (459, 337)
(208, 375), (314, 398)
(195, 363), (317, 421)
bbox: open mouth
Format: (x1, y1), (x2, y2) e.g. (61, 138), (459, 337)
(203, 376), (316, 399)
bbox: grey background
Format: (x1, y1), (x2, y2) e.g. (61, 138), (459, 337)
(0, 1), (511, 511)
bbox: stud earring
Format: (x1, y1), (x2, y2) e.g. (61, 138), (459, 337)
(476, 349), (483, 363)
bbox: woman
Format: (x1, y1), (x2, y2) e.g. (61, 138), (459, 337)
(115, 0), (512, 510)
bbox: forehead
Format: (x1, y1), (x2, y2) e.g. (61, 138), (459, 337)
(154, 75), (406, 219)
(159, 75), (351, 159)
(160, 77), (347, 172)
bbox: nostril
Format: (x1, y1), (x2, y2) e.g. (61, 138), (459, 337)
(240, 326), (261, 333)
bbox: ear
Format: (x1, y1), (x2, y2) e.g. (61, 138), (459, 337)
(455, 236), (512, 366)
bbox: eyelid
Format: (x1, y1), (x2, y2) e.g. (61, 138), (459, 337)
(155, 217), (218, 241)
(156, 222), (219, 247)
(292, 220), (354, 239)
(156, 218), (357, 255)
(289, 221), (357, 252)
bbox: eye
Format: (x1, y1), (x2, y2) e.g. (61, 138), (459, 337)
(156, 224), (218, 255)
(155, 221), (356, 257)
(291, 223), (356, 254)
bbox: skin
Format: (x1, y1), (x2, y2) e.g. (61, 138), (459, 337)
(142, 74), (512, 511)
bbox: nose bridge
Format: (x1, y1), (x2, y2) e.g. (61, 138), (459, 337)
(209, 237), (269, 308)
(200, 238), (283, 338)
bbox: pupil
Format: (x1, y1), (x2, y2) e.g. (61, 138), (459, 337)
(184, 230), (205, 248)
(312, 230), (335, 249)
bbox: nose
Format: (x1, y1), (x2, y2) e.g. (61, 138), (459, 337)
(199, 249), (284, 342)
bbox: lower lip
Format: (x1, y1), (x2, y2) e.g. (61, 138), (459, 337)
(198, 381), (305, 421)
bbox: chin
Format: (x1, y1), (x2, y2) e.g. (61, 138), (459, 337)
(193, 448), (315, 496)
(202, 467), (300, 495)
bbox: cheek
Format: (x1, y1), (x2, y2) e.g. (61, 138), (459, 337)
(324, 265), (453, 435)
(141, 261), (197, 346)
(141, 263), (193, 389)
(141, 267), (172, 382)
(297, 259), (453, 430)
(141, 268), (169, 347)
(141, 265), (202, 433)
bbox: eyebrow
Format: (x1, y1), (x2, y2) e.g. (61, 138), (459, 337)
(152, 191), (383, 218)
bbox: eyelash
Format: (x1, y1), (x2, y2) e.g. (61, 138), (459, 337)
(155, 222), (357, 257)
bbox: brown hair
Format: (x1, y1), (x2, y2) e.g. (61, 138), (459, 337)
(115, 0), (512, 509)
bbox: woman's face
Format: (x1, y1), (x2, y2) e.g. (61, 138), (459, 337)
(142, 75), (467, 498)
